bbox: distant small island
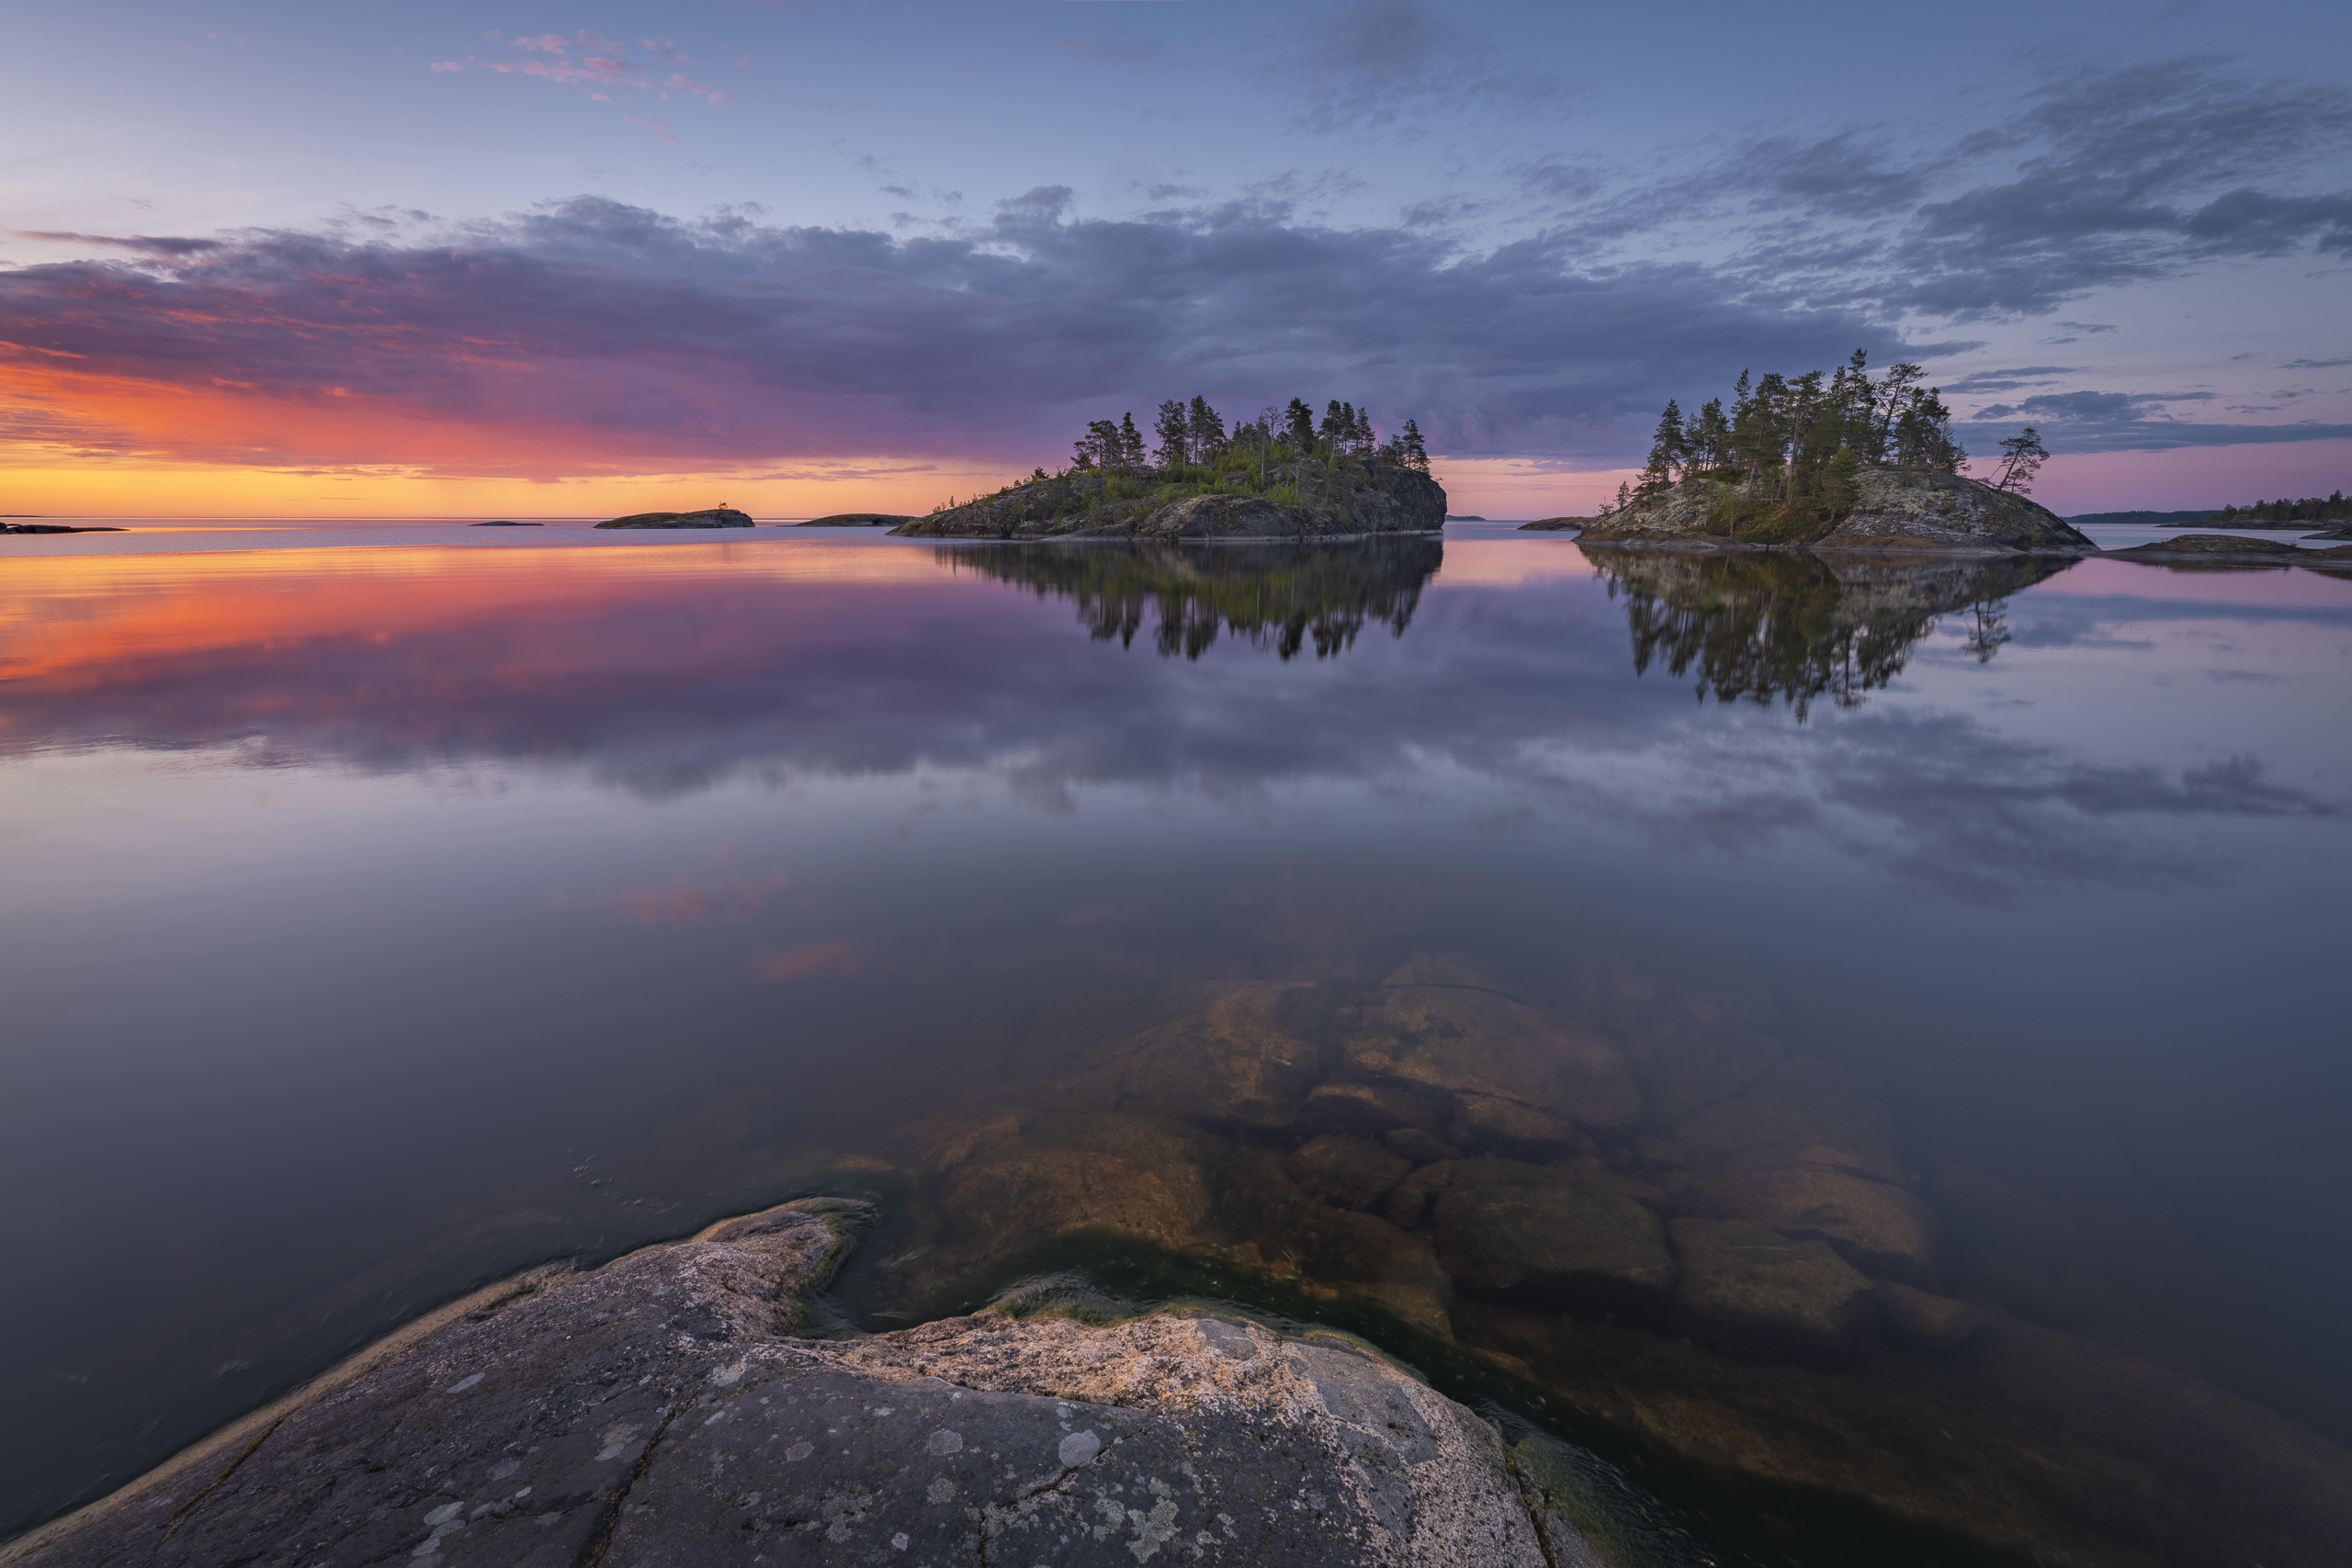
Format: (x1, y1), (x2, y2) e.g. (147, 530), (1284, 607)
(798, 513), (917, 527)
(596, 507), (753, 530)
(2177, 490), (2348, 529)
(891, 398), (1443, 540)
(1577, 353), (2092, 555)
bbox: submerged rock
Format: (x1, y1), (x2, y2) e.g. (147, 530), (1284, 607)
(13, 1202), (1592, 1568)
(1038, 981), (1329, 1130)
(1430, 1159), (1673, 1314)
(1670, 1218), (1875, 1366)
(1291, 1134), (1414, 1211)
(1873, 1280), (1987, 1351)
(1341, 965), (1641, 1143)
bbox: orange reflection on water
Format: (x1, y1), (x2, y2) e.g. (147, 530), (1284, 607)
(0, 540), (943, 693)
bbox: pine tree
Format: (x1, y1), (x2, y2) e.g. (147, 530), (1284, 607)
(1154, 400), (1191, 468)
(1118, 412), (1146, 468)
(1318, 400), (1349, 450)
(1643, 399), (1688, 491)
(1396, 418), (1430, 473)
(1990, 426), (2049, 493)
(1689, 398), (1731, 472)
(1073, 418), (1121, 469)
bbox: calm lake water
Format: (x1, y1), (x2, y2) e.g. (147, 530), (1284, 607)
(4, 524), (2349, 1564)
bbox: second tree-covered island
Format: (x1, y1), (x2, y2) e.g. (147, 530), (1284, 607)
(892, 397), (1446, 540)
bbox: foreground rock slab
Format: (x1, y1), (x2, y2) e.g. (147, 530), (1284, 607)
(6, 1201), (1593, 1568)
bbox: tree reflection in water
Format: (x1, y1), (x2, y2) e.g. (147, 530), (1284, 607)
(1587, 547), (2071, 717)
(938, 536), (1444, 660)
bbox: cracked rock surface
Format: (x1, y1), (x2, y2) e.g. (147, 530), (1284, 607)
(8, 1201), (1584, 1567)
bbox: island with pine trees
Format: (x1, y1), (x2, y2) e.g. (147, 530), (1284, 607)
(1577, 354), (2097, 556)
(890, 398), (1445, 540)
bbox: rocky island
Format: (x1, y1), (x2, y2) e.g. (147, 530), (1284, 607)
(1579, 355), (2095, 556)
(891, 398), (1445, 541)
(595, 508), (754, 529)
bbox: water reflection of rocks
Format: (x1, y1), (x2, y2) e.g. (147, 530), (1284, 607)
(1589, 548), (2071, 716)
(851, 955), (2349, 1568)
(939, 537), (1443, 660)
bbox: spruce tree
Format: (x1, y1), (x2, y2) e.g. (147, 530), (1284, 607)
(1154, 400), (1191, 468)
(1284, 399), (1317, 450)
(1186, 397), (1225, 463)
(1643, 399), (1688, 491)
(1118, 412), (1146, 468)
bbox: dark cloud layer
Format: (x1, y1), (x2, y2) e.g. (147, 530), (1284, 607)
(1, 57), (2345, 470)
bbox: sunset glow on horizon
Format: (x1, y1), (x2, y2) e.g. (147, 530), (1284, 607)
(5, 2), (2348, 519)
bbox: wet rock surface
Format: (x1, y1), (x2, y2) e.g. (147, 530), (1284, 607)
(10, 1201), (1582, 1568)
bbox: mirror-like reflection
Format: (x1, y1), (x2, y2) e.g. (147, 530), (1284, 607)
(1589, 548), (2067, 716)
(940, 536), (1443, 660)
(3, 535), (2349, 1566)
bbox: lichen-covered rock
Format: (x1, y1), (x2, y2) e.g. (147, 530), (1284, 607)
(1430, 1159), (1673, 1314)
(1670, 1218), (1875, 1365)
(1576, 468), (2096, 555)
(10, 1201), (1590, 1568)
(1815, 468), (2096, 553)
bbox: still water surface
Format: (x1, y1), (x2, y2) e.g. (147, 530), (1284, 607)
(3, 526), (2348, 1563)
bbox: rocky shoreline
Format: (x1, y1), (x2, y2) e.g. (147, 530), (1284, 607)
(1577, 468), (2097, 555)
(5, 1201), (1605, 1568)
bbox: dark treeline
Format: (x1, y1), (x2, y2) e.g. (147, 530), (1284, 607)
(2215, 490), (2348, 525)
(1069, 397), (1430, 476)
(1619, 351), (2045, 539)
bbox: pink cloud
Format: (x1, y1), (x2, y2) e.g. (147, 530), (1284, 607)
(630, 116), (679, 143)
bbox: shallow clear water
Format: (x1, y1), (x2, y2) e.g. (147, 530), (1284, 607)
(3, 525), (2348, 1563)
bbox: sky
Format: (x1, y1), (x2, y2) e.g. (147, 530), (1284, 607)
(2, 0), (2348, 518)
